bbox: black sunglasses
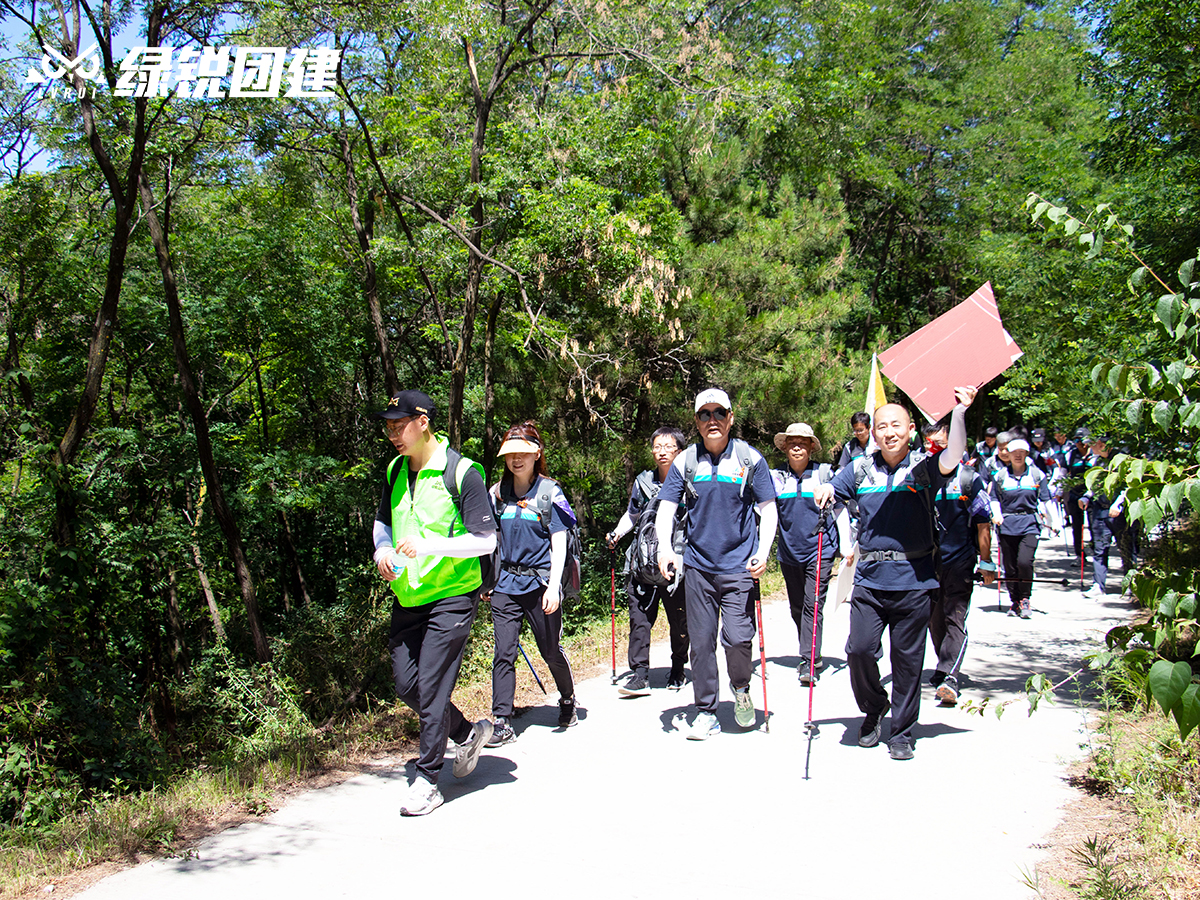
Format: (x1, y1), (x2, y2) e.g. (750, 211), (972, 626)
(697, 407), (729, 423)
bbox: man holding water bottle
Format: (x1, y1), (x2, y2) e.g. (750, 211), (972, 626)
(372, 390), (497, 816)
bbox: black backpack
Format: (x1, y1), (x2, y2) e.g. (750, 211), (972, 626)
(493, 475), (582, 599)
(387, 446), (502, 593)
(629, 470), (687, 588)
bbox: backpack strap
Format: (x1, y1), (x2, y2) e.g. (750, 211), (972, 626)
(635, 469), (659, 503)
(682, 444), (700, 505)
(733, 438), (757, 500)
(440, 446), (477, 538)
(818, 462), (833, 484)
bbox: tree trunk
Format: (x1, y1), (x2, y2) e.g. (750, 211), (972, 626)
(338, 131), (398, 396)
(138, 172), (271, 663)
(165, 566), (186, 677)
(483, 291), (503, 475)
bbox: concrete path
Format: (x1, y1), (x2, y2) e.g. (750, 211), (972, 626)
(77, 542), (1127, 900)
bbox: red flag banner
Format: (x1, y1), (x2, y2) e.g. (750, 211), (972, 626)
(877, 282), (1022, 422)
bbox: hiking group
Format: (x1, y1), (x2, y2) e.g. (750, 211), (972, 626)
(370, 384), (1125, 815)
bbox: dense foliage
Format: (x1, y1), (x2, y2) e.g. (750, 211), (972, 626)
(0, 0), (1191, 826)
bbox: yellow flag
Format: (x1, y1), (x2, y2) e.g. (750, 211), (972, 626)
(864, 353), (886, 416)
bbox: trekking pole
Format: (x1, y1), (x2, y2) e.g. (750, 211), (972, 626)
(753, 570), (769, 733)
(609, 549), (618, 684)
(804, 509), (828, 740)
(995, 534), (1005, 613)
(518, 641), (546, 694)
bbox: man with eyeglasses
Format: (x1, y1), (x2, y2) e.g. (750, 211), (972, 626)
(371, 390), (497, 815)
(606, 427), (691, 694)
(654, 388), (778, 740)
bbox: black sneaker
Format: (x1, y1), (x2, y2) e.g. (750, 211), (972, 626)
(888, 739), (915, 761)
(858, 700), (890, 748)
(667, 670), (686, 691)
(619, 672), (650, 697)
(486, 718), (516, 747)
(558, 697), (578, 727)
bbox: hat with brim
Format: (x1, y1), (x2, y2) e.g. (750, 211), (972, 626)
(498, 437), (541, 456)
(375, 389), (435, 420)
(694, 388), (732, 413)
(1008, 439), (1031, 454)
(773, 422), (822, 454)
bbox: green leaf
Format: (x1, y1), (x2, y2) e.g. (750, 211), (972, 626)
(1182, 402), (1200, 430)
(1178, 593), (1198, 618)
(1159, 591), (1179, 618)
(1167, 360), (1187, 386)
(1065, 217), (1080, 236)
(1091, 362), (1112, 386)
(1031, 200), (1050, 222)
(1180, 257), (1196, 288)
(1159, 294), (1180, 332)
(1130, 267), (1148, 287)
(1129, 458), (1147, 483)
(1126, 398), (1145, 427)
(1186, 479), (1200, 512)
(1173, 684), (1200, 742)
(1085, 467), (1106, 491)
(1154, 400), (1176, 430)
(1108, 364), (1126, 393)
(1141, 497), (1165, 531)
(1086, 229), (1104, 259)
(1165, 480), (1186, 514)
(1146, 363), (1161, 388)
(1149, 659), (1192, 715)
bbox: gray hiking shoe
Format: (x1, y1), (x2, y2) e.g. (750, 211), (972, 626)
(452, 719), (493, 778)
(733, 685), (756, 728)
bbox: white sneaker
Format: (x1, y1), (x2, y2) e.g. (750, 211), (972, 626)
(686, 711), (721, 741)
(453, 719), (493, 778)
(1084, 584), (1105, 598)
(400, 779), (444, 816)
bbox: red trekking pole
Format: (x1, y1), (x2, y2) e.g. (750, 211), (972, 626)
(754, 574), (769, 733)
(610, 550), (618, 684)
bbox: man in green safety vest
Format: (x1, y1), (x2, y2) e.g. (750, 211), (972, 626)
(372, 390), (497, 816)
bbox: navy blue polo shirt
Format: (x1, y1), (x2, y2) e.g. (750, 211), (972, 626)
(933, 465), (991, 568)
(492, 474), (575, 595)
(830, 450), (949, 590)
(772, 464), (839, 567)
(991, 464), (1050, 538)
(658, 439), (776, 575)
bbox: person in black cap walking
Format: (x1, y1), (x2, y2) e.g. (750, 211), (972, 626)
(372, 390), (498, 816)
(1063, 428), (1094, 561)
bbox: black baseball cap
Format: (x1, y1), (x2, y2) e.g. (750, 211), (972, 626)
(1031, 428), (1046, 442)
(376, 390), (436, 420)
(1073, 426), (1091, 442)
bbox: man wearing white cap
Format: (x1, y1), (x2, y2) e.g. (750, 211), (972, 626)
(655, 388), (778, 740)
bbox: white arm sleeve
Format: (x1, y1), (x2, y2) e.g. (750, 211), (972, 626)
(754, 500), (778, 563)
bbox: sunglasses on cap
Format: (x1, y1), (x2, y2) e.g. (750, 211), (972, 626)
(697, 407), (729, 423)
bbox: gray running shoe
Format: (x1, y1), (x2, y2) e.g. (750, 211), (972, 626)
(452, 719), (493, 778)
